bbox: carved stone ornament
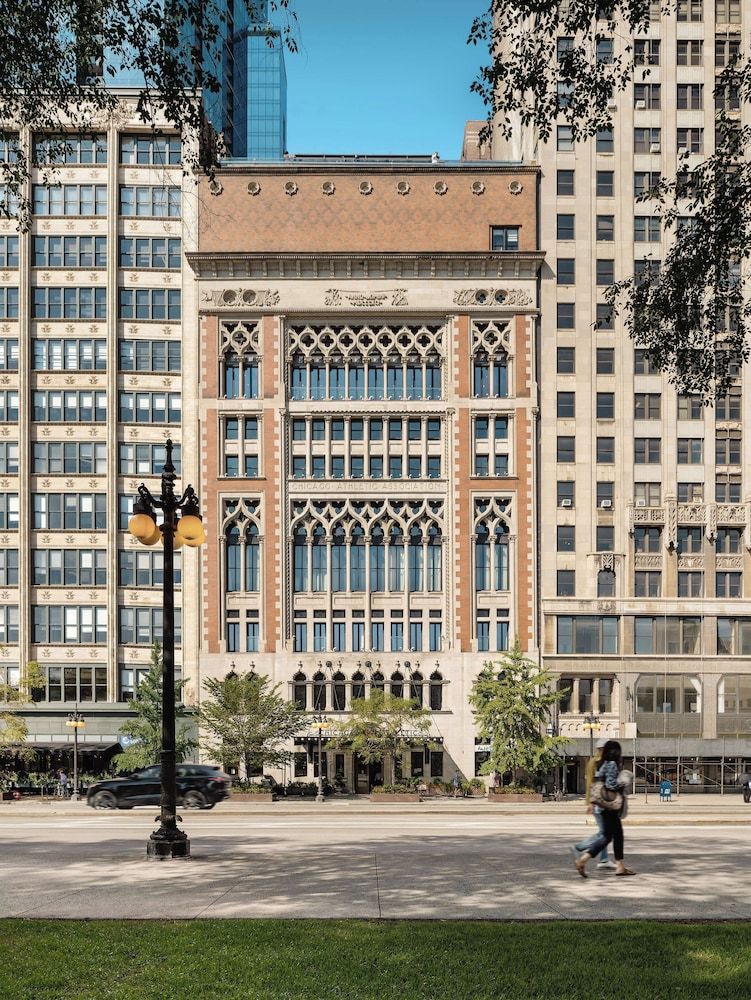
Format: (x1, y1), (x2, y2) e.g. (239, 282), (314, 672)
(716, 554), (743, 569)
(434, 181), (448, 195)
(508, 180), (523, 195)
(201, 288), (280, 308)
(471, 180), (486, 195)
(324, 288), (408, 308)
(359, 180), (373, 195)
(247, 181), (261, 196)
(321, 181), (335, 196)
(453, 288), (532, 307)
(208, 178), (223, 197)
(634, 553), (662, 569)
(599, 552), (615, 572)
(284, 181), (298, 196)
(396, 181), (410, 196)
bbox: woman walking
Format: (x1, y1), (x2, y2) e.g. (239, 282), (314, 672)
(574, 740), (636, 878)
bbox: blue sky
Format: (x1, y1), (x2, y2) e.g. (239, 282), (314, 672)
(281, 0), (489, 159)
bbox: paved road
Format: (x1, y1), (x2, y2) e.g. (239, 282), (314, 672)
(1, 799), (749, 920)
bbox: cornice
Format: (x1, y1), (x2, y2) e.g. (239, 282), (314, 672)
(213, 162), (540, 177)
(187, 251), (545, 281)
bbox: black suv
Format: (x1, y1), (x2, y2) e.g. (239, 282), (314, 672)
(87, 764), (231, 810)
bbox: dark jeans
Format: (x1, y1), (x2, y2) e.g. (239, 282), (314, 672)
(585, 809), (624, 862)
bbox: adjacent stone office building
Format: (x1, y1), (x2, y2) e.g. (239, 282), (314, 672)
(491, 0), (751, 791)
(188, 158), (543, 788)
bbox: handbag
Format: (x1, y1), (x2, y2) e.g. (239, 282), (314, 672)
(589, 779), (623, 812)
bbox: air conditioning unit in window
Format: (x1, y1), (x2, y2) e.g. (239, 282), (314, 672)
(560, 498), (573, 508)
(635, 99), (646, 110)
(600, 499), (613, 508)
(649, 143), (661, 154)
(607, 99), (617, 110)
(635, 498), (647, 507)
(678, 145), (688, 154)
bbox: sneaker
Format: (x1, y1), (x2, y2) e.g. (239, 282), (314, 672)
(597, 860), (617, 870)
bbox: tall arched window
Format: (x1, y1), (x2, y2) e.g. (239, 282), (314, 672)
(222, 350), (259, 399)
(597, 569), (615, 597)
(332, 671), (346, 711)
(332, 526), (346, 592)
(427, 524), (442, 592)
(493, 352), (509, 398)
(293, 672), (307, 710)
(475, 524), (490, 591)
(245, 522), (259, 591)
(409, 672), (424, 707)
(313, 671), (327, 710)
(351, 670), (366, 701)
(390, 671), (404, 699)
(371, 671), (384, 693)
(226, 525), (241, 592)
(494, 522), (509, 591)
(370, 526), (385, 591)
(429, 671), (443, 711)
(389, 526), (404, 591)
(350, 525), (365, 591)
(293, 526), (308, 593)
(408, 525), (423, 592)
(312, 525), (327, 591)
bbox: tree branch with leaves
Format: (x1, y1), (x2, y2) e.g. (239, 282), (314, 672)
(198, 671), (305, 779)
(469, 640), (568, 789)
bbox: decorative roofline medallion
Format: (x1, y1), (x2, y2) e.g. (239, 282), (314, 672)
(453, 287), (533, 307)
(201, 288), (280, 308)
(324, 288), (408, 308)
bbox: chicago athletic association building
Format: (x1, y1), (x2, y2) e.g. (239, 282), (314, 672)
(187, 158), (543, 788)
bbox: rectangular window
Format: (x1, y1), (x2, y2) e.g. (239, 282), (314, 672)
(635, 571), (662, 597)
(557, 616), (619, 654)
(596, 348), (615, 374)
(490, 226), (520, 251)
(677, 83), (704, 110)
(119, 186), (181, 217)
(677, 128), (704, 154)
(557, 570), (575, 597)
(557, 481), (575, 507)
(634, 217), (661, 242)
(596, 216), (614, 241)
(557, 436), (575, 463)
(596, 170), (614, 197)
(596, 437), (615, 463)
(557, 392), (575, 419)
(596, 259), (614, 285)
(678, 571), (703, 597)
(634, 83), (661, 110)
(557, 258), (575, 285)
(557, 303), (575, 329)
(119, 134), (182, 165)
(677, 438), (704, 464)
(634, 393), (661, 420)
(596, 392), (615, 419)
(634, 171), (661, 197)
(557, 525), (575, 552)
(678, 39), (704, 65)
(634, 39), (660, 65)
(634, 482), (661, 506)
(596, 127), (614, 153)
(634, 127), (661, 153)
(634, 438), (661, 463)
(557, 169), (575, 195)
(716, 572), (742, 598)
(557, 347), (575, 374)
(596, 526), (614, 552)
(557, 214), (575, 240)
(557, 126), (574, 152)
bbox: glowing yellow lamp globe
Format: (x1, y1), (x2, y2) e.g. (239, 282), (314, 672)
(128, 512), (155, 539)
(142, 524), (162, 546)
(176, 514), (203, 542)
(183, 528), (207, 548)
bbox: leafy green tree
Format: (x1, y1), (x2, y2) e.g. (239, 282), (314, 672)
(198, 671), (304, 779)
(327, 691), (433, 785)
(0, 1), (298, 224)
(469, 640), (568, 788)
(114, 643), (196, 773)
(0, 661), (46, 762)
(470, 0), (751, 400)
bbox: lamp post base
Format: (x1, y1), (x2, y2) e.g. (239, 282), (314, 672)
(315, 793), (325, 803)
(147, 837), (190, 860)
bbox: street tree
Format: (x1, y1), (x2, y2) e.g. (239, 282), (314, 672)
(470, 0), (751, 400)
(114, 642), (196, 773)
(198, 671), (305, 779)
(469, 639), (568, 788)
(327, 690), (433, 786)
(0, 661), (46, 762)
(0, 1), (297, 225)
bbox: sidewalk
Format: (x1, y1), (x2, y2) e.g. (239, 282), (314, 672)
(2, 792), (750, 822)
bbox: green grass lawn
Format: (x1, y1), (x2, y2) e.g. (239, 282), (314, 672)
(1, 920), (751, 1000)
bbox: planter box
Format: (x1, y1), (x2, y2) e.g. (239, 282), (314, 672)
(370, 793), (421, 803)
(487, 791), (544, 803)
(229, 792), (275, 802)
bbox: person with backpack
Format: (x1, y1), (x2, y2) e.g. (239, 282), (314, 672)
(573, 740), (636, 878)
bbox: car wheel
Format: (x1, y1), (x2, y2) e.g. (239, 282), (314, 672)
(182, 790), (207, 809)
(92, 791), (118, 810)
(202, 802), (216, 810)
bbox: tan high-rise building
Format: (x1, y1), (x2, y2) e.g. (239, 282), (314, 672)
(489, 0), (750, 791)
(189, 158), (543, 788)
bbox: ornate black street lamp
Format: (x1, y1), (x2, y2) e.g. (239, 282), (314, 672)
(583, 713), (602, 762)
(65, 708), (85, 801)
(311, 713), (329, 803)
(128, 439), (205, 859)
